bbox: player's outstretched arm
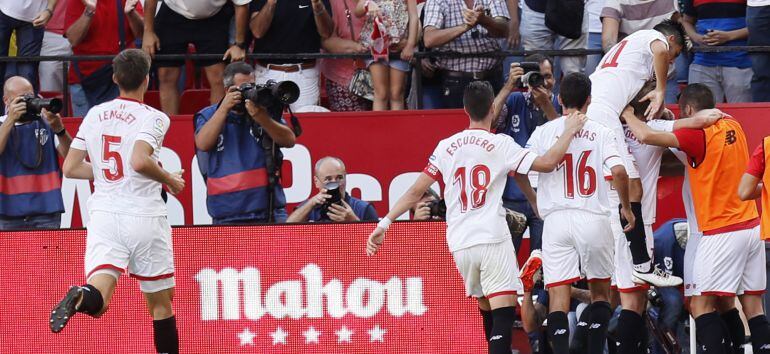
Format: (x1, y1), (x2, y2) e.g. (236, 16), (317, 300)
(131, 141), (186, 195)
(738, 174), (762, 201)
(640, 40), (670, 120)
(62, 148), (94, 180)
(672, 109), (722, 130)
(366, 172), (434, 256)
(513, 172), (538, 217)
(610, 164), (634, 232)
(622, 107), (679, 148)
(529, 112), (587, 172)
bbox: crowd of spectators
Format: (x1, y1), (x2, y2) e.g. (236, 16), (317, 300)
(0, 0), (765, 117)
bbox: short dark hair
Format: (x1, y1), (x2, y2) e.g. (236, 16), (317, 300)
(223, 62), (254, 87)
(679, 83), (715, 111)
(654, 19), (686, 48)
(463, 81), (494, 121)
(112, 49), (150, 91)
(629, 81), (656, 117)
(524, 53), (554, 68)
(559, 73), (591, 109)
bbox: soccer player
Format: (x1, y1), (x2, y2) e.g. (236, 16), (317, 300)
(49, 49), (186, 354)
(525, 73), (633, 354)
(588, 19), (686, 284)
(624, 83), (770, 354)
(366, 81), (587, 354)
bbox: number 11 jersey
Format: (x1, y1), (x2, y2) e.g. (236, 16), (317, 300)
(423, 128), (538, 252)
(71, 97), (171, 217)
(526, 117), (623, 218)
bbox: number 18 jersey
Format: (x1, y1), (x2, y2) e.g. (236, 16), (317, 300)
(423, 129), (538, 252)
(70, 97), (171, 216)
(526, 117), (624, 218)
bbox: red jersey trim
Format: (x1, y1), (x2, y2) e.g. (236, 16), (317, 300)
(617, 284), (651, 293)
(486, 290), (518, 299)
(587, 277), (611, 283)
(700, 291), (735, 297)
(546, 276), (582, 289)
(743, 290), (766, 295)
(0, 171), (62, 195)
(423, 163), (442, 181)
(87, 264), (125, 279)
(206, 168), (269, 196)
(130, 272), (175, 281)
(466, 127), (490, 132)
(702, 217), (760, 235)
(117, 97), (143, 104)
(513, 151), (533, 174)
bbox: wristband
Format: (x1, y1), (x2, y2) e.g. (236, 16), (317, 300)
(55, 128), (66, 136)
(377, 216), (392, 230)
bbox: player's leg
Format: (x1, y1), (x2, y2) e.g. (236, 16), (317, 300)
(739, 226), (770, 354)
(547, 284), (572, 354)
(578, 214), (614, 354)
(453, 245), (490, 340)
(716, 297), (744, 353)
(479, 240), (521, 354)
(585, 281), (612, 354)
(50, 272), (119, 333)
(143, 287), (179, 354)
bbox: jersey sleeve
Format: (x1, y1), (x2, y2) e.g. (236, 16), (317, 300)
(70, 115), (91, 151)
(601, 128), (624, 170)
(423, 143), (445, 181)
(136, 114), (171, 152)
(673, 128), (706, 166)
(506, 136), (538, 174)
(746, 143), (765, 178)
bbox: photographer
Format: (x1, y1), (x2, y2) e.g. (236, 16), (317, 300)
(490, 55), (560, 253)
(287, 156), (378, 223)
(0, 76), (71, 230)
(194, 62), (296, 224)
(411, 188), (444, 221)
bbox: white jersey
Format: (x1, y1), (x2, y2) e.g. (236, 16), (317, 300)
(71, 98), (171, 216)
(590, 30), (669, 115)
(624, 119), (675, 224)
(424, 129), (538, 252)
(526, 117), (624, 218)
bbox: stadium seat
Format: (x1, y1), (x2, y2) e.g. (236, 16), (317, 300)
(180, 89), (211, 115)
(144, 90), (162, 111)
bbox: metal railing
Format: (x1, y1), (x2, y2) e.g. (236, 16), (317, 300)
(3, 45), (770, 114)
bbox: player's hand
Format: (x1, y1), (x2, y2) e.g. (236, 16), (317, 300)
(507, 18), (520, 48)
(221, 87), (243, 112)
(505, 62), (525, 89)
(692, 108), (723, 125)
(640, 89), (665, 120)
(366, 227), (386, 256)
(81, 0), (96, 12)
(563, 111), (588, 135)
(223, 45), (246, 62)
(166, 170), (186, 195)
(41, 108), (65, 132)
(32, 8), (52, 27)
(703, 30), (732, 46)
(620, 206), (635, 232)
(621, 105), (636, 123)
(124, 0), (139, 14)
(142, 31), (161, 57)
(413, 202), (432, 221)
(6, 96), (26, 124)
(328, 201), (359, 222)
(310, 189), (331, 206)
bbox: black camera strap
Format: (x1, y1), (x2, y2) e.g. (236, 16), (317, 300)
(11, 121), (44, 170)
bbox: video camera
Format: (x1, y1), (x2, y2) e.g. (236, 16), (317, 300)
(233, 80), (300, 116)
(517, 62), (545, 89)
(320, 181), (344, 220)
(18, 94), (63, 123)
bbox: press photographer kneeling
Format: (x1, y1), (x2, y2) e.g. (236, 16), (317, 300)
(195, 62), (298, 224)
(0, 76), (71, 230)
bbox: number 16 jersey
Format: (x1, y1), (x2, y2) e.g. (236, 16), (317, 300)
(423, 129), (538, 252)
(70, 97), (171, 217)
(526, 117), (624, 218)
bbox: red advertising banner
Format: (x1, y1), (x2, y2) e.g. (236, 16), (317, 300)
(58, 105), (770, 229)
(1, 222), (498, 353)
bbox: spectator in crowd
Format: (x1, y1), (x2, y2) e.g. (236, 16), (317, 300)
(682, 0), (752, 103)
(0, 76), (71, 229)
(319, 0), (371, 112)
(600, 0), (680, 102)
(0, 0), (57, 92)
(411, 188), (443, 220)
(355, 0), (418, 111)
(65, 0), (143, 115)
(490, 59), (560, 252)
(422, 0), (509, 109)
(39, 2), (69, 95)
(519, 0), (587, 79)
(249, 0), (333, 111)
(407, 1), (443, 109)
(194, 62), (296, 224)
(287, 156), (379, 223)
(143, 0), (250, 115)
(585, 0), (606, 75)
(747, 0), (770, 102)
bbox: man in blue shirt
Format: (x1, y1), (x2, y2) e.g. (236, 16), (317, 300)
(651, 219), (688, 353)
(194, 62), (297, 224)
(287, 156), (378, 223)
(0, 76), (71, 230)
(492, 54), (560, 252)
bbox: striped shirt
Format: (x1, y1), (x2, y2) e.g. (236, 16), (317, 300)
(601, 0), (677, 36)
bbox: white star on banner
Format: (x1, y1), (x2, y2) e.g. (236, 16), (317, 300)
(302, 326), (321, 344)
(237, 327), (256, 346)
(368, 325), (386, 342)
(270, 326), (288, 345)
(335, 326), (353, 343)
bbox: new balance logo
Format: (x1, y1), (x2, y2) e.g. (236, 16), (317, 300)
(577, 321), (588, 327)
(725, 130), (736, 145)
(760, 344), (770, 349)
(490, 335), (503, 341)
(590, 323), (601, 329)
(554, 329), (567, 335)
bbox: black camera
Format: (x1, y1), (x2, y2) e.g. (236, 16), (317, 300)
(320, 181), (344, 220)
(517, 62), (545, 89)
(233, 80), (300, 115)
(19, 94), (63, 123)
(427, 199), (446, 219)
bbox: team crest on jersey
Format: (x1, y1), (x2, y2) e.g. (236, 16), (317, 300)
(35, 128), (49, 146)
